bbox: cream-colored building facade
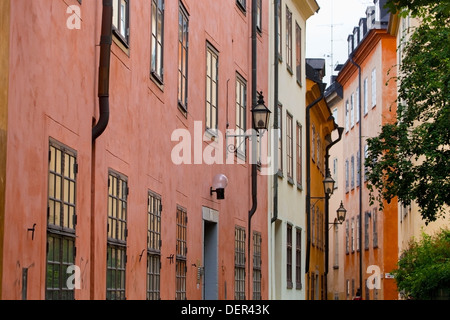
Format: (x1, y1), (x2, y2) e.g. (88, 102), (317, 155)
(388, 14), (450, 260)
(268, 0), (319, 300)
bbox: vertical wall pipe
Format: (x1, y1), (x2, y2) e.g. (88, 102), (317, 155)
(247, 0), (258, 299)
(271, 0), (279, 224)
(92, 0), (113, 141)
(350, 56), (363, 297)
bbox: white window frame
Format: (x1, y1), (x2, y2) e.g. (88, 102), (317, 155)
(355, 87), (360, 123)
(364, 78), (369, 115)
(112, 0), (130, 45)
(345, 100), (349, 132)
(350, 93), (355, 128)
(371, 68), (377, 108)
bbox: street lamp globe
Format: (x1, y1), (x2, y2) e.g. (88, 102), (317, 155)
(323, 169), (335, 196)
(336, 201), (347, 224)
(251, 92), (271, 132)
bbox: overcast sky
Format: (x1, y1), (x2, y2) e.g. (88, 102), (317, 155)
(306, 0), (375, 85)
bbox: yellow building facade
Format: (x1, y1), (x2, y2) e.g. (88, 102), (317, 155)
(305, 61), (336, 300)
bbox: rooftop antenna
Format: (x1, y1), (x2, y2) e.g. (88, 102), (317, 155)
(330, 0), (334, 74)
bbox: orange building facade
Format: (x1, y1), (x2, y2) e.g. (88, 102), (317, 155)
(0, 0), (269, 300)
(334, 2), (398, 300)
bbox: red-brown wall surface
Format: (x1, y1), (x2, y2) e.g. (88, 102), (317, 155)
(1, 0), (268, 300)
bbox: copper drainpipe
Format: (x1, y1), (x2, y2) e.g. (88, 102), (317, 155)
(349, 55), (363, 297)
(90, 0), (112, 299)
(247, 0), (258, 300)
(92, 0), (112, 141)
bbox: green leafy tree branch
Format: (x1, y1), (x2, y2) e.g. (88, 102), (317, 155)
(366, 1), (449, 224)
(392, 228), (450, 300)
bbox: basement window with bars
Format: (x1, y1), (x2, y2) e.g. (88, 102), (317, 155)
(295, 227), (302, 289)
(147, 191), (162, 300)
(253, 232), (262, 300)
(235, 226), (246, 300)
(176, 206), (187, 300)
(286, 224), (293, 289)
(46, 140), (78, 300)
(106, 171), (128, 300)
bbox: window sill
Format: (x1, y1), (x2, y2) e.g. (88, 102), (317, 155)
(236, 151), (247, 162)
(236, 1), (246, 15)
(151, 71), (164, 86)
(113, 34), (130, 56)
(150, 74), (164, 92)
(177, 102), (188, 118)
(205, 128), (219, 140)
(287, 66), (293, 76)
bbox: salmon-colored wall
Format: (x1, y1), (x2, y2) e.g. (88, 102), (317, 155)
(0, 0), (12, 300)
(2, 0), (268, 300)
(3, 0), (96, 300)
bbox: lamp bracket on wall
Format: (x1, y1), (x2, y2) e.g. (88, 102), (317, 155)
(27, 223), (37, 241)
(139, 249), (145, 262)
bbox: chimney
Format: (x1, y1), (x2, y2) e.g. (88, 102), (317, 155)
(348, 34), (354, 56)
(366, 6), (375, 30)
(374, 0), (389, 28)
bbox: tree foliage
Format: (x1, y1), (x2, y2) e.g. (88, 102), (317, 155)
(392, 228), (450, 300)
(366, 1), (450, 224)
(385, 0), (450, 18)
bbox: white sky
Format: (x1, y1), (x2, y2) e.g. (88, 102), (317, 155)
(306, 0), (375, 86)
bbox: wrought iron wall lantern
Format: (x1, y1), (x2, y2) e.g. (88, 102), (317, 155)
(323, 169), (335, 196)
(225, 92), (271, 155)
(309, 170), (347, 226)
(334, 201), (347, 225)
(311, 169), (336, 203)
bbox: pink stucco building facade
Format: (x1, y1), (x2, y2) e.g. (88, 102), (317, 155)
(0, 0), (268, 300)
